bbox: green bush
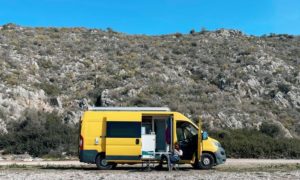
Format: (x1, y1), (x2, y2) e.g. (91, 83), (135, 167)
(36, 82), (61, 96)
(278, 83), (290, 94)
(38, 59), (54, 69)
(296, 124), (300, 136)
(209, 129), (300, 158)
(260, 122), (281, 137)
(0, 109), (78, 157)
(174, 32), (182, 38)
(4, 74), (19, 85)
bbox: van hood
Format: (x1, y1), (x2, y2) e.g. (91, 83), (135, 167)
(207, 137), (219, 143)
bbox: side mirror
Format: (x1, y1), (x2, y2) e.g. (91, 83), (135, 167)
(218, 133), (225, 139)
(202, 131), (208, 140)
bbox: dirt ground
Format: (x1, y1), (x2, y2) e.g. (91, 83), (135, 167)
(0, 159), (299, 180)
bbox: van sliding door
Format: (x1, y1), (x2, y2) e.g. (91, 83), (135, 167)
(105, 113), (142, 161)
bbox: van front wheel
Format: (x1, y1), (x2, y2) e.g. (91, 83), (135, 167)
(95, 155), (116, 170)
(199, 153), (214, 169)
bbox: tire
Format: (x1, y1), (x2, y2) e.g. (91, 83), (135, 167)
(95, 155), (116, 170)
(192, 160), (200, 169)
(112, 163), (117, 169)
(199, 153), (214, 169)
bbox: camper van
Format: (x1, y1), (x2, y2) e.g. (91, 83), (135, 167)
(79, 107), (226, 170)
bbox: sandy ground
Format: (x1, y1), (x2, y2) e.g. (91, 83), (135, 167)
(0, 159), (299, 180)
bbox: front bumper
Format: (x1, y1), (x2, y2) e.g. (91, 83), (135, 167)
(214, 147), (226, 165)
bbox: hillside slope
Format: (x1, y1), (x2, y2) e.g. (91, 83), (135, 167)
(0, 24), (299, 137)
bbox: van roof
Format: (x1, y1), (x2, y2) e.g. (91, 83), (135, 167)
(87, 107), (171, 112)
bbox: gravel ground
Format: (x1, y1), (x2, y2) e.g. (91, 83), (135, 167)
(0, 159), (299, 180)
(0, 169), (299, 180)
(1, 159), (299, 167)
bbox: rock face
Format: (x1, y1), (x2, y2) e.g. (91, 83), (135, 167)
(0, 85), (54, 119)
(0, 25), (300, 137)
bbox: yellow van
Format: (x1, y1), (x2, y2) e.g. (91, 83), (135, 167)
(79, 107), (226, 169)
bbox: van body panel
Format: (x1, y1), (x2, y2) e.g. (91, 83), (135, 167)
(81, 112), (105, 152)
(203, 137), (218, 153)
(105, 113), (142, 160)
(106, 138), (142, 158)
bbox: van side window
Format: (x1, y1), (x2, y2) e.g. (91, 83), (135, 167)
(107, 121), (141, 138)
(142, 116), (152, 134)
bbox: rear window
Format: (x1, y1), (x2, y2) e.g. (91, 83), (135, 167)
(106, 121), (141, 138)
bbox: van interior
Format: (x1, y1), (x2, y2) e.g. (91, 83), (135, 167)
(141, 115), (198, 160)
(141, 115), (172, 155)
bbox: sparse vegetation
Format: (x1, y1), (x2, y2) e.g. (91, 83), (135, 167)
(278, 83), (291, 94)
(0, 109), (78, 157)
(210, 128), (300, 158)
(218, 163), (300, 172)
(260, 122), (281, 138)
(35, 82), (61, 96)
(0, 25), (300, 157)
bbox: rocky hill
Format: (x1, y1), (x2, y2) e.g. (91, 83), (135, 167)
(0, 24), (299, 137)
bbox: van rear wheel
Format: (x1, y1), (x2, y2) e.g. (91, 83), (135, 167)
(95, 155), (116, 170)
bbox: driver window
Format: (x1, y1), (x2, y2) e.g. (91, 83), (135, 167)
(176, 121), (197, 141)
(176, 127), (185, 141)
(184, 128), (193, 139)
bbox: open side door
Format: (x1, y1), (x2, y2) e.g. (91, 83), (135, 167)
(197, 117), (202, 161)
(105, 113), (142, 161)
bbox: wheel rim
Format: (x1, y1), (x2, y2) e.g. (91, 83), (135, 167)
(203, 157), (211, 166)
(101, 159), (108, 166)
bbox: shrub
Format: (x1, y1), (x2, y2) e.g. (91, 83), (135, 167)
(295, 124), (300, 136)
(191, 42), (197, 47)
(0, 109), (5, 119)
(278, 83), (290, 94)
(209, 128), (300, 158)
(0, 109), (78, 157)
(36, 82), (61, 96)
(174, 33), (182, 38)
(4, 73), (20, 86)
(260, 122), (281, 137)
(38, 59), (54, 69)
(2, 23), (18, 30)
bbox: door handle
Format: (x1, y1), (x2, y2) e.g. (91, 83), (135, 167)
(135, 139), (140, 145)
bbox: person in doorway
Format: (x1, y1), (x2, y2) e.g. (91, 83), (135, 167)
(170, 142), (183, 164)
